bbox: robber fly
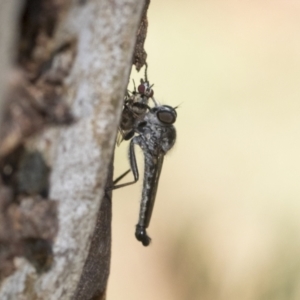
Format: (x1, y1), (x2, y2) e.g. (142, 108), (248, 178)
(113, 103), (177, 246)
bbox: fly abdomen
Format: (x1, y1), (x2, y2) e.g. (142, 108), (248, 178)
(135, 225), (151, 246)
(136, 151), (164, 246)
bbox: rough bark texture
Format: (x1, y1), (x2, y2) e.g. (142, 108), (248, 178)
(0, 0), (145, 299)
(0, 0), (20, 124)
(133, 0), (150, 70)
(73, 158), (113, 300)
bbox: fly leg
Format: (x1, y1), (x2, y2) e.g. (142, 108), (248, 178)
(110, 137), (140, 190)
(112, 169), (131, 186)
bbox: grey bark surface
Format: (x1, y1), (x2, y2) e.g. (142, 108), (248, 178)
(0, 0), (20, 124)
(0, 0), (145, 299)
(73, 158), (113, 300)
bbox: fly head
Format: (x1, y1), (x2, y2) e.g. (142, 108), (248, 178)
(147, 105), (177, 126)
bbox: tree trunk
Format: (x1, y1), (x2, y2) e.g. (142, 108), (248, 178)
(0, 0), (146, 299)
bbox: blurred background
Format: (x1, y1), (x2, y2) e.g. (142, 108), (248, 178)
(108, 0), (300, 299)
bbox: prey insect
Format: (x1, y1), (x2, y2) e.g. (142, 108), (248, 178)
(117, 64), (157, 145)
(113, 104), (177, 246)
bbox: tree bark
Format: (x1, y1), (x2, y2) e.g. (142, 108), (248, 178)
(0, 0), (145, 299)
(0, 0), (20, 124)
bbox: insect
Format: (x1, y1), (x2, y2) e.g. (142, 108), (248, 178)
(113, 103), (177, 246)
(117, 64), (157, 145)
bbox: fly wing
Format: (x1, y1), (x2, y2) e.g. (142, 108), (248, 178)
(140, 153), (164, 229)
(116, 127), (135, 146)
(116, 128), (124, 146)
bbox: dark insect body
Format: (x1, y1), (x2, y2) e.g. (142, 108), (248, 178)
(117, 64), (156, 145)
(118, 96), (149, 143)
(114, 104), (177, 246)
(113, 63), (177, 246)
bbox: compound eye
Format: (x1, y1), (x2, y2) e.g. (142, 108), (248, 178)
(157, 110), (176, 124)
(138, 82), (154, 97)
(138, 83), (146, 94)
